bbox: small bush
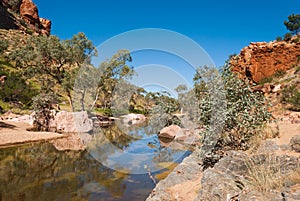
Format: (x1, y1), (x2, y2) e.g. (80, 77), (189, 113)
(0, 40), (8, 54)
(276, 36), (282, 42)
(292, 37), (299, 43)
(295, 66), (300, 74)
(274, 69), (286, 78)
(281, 84), (300, 111)
(284, 33), (292, 41)
(259, 76), (273, 85)
(0, 71), (38, 108)
(245, 154), (288, 192)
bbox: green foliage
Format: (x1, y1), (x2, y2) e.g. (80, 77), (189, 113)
(147, 91), (181, 130)
(284, 14), (300, 35)
(93, 50), (134, 110)
(8, 32), (97, 111)
(93, 108), (113, 116)
(276, 36), (282, 42)
(281, 84), (300, 111)
(0, 72), (38, 107)
(295, 66), (300, 74)
(274, 69), (286, 78)
(0, 40), (8, 54)
(195, 63), (271, 168)
(7, 0), (22, 11)
(284, 33), (292, 41)
(259, 76), (273, 85)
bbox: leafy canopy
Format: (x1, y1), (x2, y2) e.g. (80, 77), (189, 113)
(284, 14), (300, 35)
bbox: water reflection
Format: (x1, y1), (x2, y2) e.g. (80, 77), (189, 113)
(0, 123), (190, 201)
(89, 122), (190, 174)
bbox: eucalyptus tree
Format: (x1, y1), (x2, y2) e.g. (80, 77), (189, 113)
(9, 32), (97, 111)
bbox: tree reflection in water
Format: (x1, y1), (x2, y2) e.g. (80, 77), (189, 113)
(0, 123), (190, 201)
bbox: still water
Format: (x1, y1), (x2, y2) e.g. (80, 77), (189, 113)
(0, 123), (191, 201)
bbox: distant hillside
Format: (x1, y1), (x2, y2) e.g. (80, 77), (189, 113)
(0, 0), (51, 35)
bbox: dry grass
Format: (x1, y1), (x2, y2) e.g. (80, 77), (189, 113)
(244, 154), (284, 192)
(243, 153), (300, 193)
(247, 124), (279, 153)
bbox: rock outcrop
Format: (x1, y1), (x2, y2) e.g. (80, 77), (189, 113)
(49, 111), (93, 133)
(291, 135), (300, 152)
(230, 39), (300, 83)
(0, 0), (51, 35)
(158, 125), (182, 140)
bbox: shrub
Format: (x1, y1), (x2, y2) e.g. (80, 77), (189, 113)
(259, 76), (273, 85)
(245, 154), (290, 192)
(274, 69), (286, 78)
(281, 84), (300, 111)
(0, 40), (8, 54)
(0, 71), (38, 108)
(295, 66), (300, 74)
(195, 64), (271, 169)
(276, 36), (282, 42)
(284, 33), (292, 41)
(289, 91), (300, 111)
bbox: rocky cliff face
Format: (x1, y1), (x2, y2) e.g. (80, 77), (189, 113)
(230, 39), (300, 83)
(0, 0), (51, 35)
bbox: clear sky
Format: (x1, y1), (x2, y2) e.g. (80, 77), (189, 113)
(35, 0), (300, 67)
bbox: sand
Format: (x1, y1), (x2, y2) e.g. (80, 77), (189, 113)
(0, 121), (64, 147)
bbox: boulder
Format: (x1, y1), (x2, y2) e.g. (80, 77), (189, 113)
(20, 0), (39, 24)
(290, 135), (300, 152)
(0, 0), (52, 35)
(158, 125), (182, 140)
(271, 84), (282, 93)
(50, 111), (93, 133)
(40, 17), (51, 35)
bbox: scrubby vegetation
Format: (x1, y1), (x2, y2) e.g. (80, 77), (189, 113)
(193, 62), (271, 168)
(281, 84), (300, 111)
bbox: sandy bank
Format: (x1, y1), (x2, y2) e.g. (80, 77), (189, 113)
(0, 121), (65, 148)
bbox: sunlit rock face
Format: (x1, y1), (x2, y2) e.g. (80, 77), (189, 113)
(49, 111), (93, 133)
(230, 40), (300, 83)
(0, 0), (51, 35)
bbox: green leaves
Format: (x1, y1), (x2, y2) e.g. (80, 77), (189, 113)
(8, 32), (97, 111)
(284, 14), (300, 35)
(195, 61), (271, 168)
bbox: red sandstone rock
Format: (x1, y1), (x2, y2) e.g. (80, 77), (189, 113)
(20, 0), (39, 23)
(230, 40), (300, 83)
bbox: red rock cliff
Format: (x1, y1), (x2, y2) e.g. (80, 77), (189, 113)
(0, 0), (51, 35)
(230, 39), (300, 83)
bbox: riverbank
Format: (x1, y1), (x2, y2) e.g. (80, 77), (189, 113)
(0, 120), (64, 148)
(146, 121), (300, 200)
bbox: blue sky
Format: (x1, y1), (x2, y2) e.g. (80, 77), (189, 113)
(35, 0), (300, 67)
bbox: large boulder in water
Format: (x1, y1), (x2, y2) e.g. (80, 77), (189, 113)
(49, 111), (93, 133)
(158, 125), (182, 140)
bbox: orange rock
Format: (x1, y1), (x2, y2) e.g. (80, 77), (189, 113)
(230, 40), (300, 83)
(20, 0), (39, 23)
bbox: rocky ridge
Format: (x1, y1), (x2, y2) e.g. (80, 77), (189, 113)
(0, 0), (51, 35)
(230, 37), (300, 83)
